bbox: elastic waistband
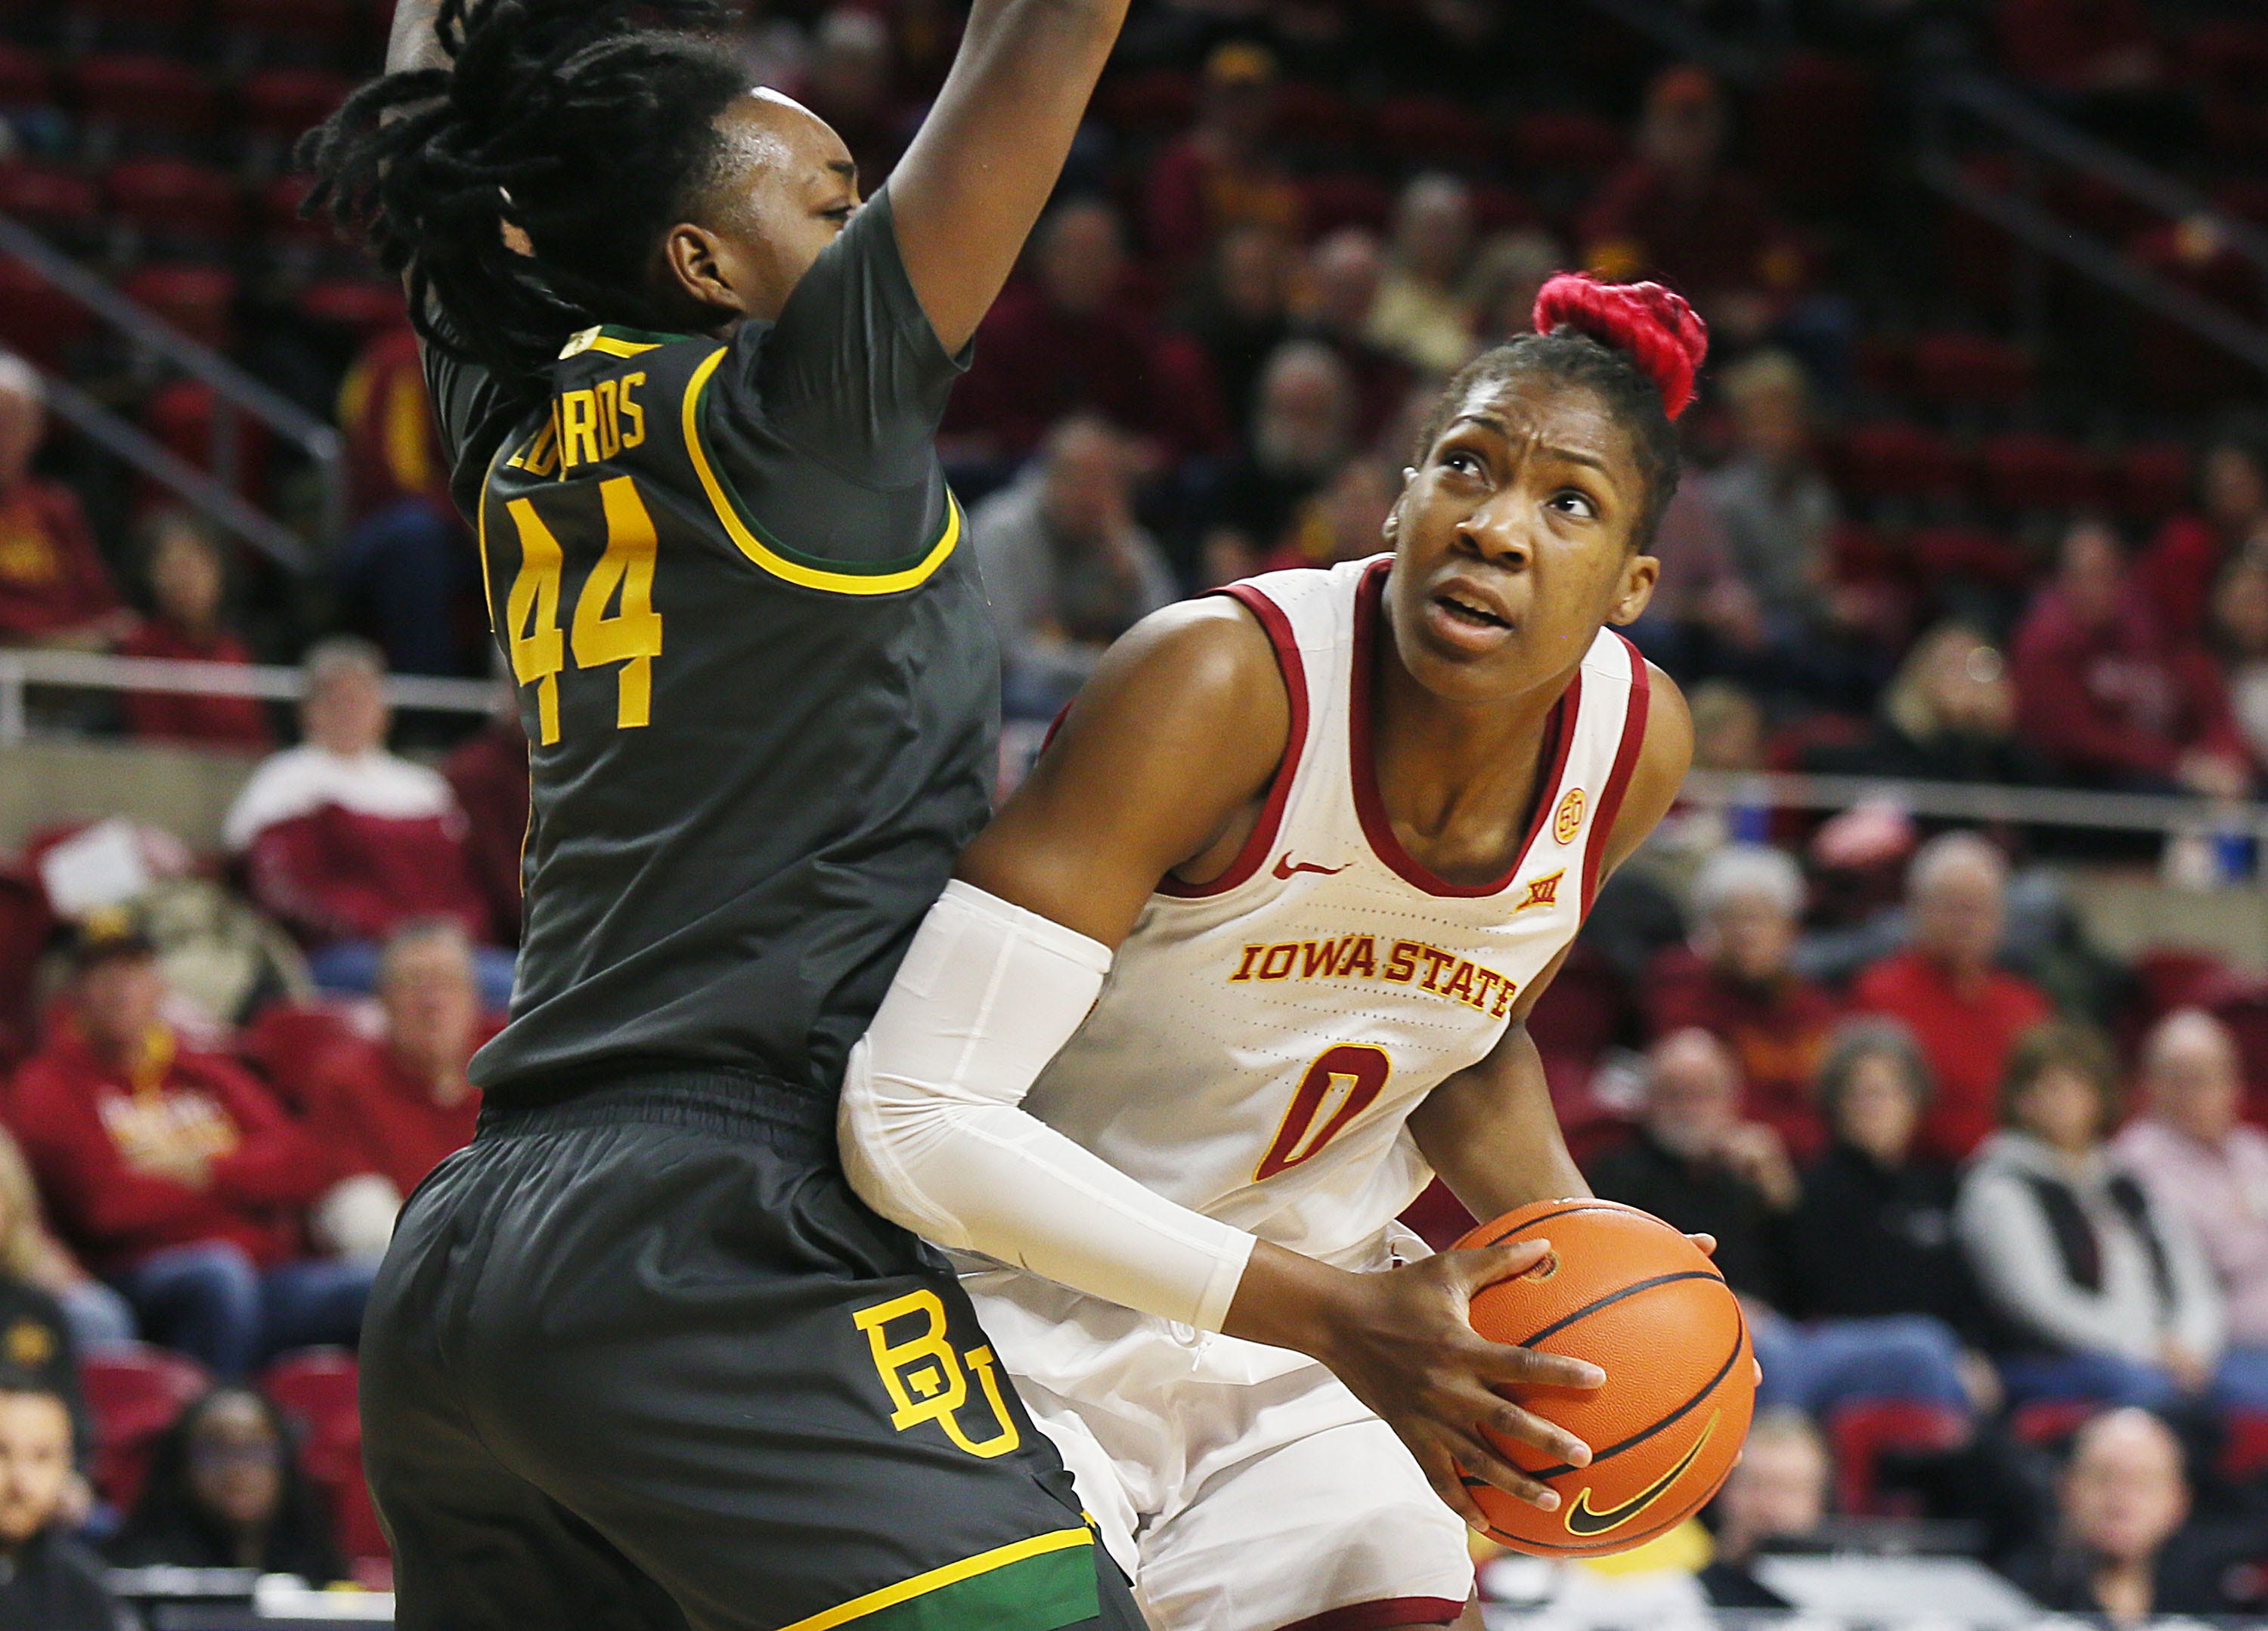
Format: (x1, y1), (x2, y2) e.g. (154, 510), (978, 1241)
(476, 1070), (835, 1155)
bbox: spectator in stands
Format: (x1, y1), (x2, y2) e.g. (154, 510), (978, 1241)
(1463, 229), (1563, 349)
(1259, 456), (1397, 573)
(2010, 517), (2251, 800)
(801, 8), (907, 193)
(7, 915), (369, 1379)
(2143, 429), (2268, 642)
(2114, 1009), (2268, 1406)
(441, 688), (528, 949)
(1852, 832), (2053, 1161)
(1710, 351), (1838, 636)
(1580, 65), (1799, 345)
(971, 416), (1178, 716)
(118, 510), (271, 751)
(1143, 42), (1302, 275)
(1997, 0), (2161, 95)
(333, 325), (476, 679)
(1959, 1022), (2225, 1409)
(109, 1386), (345, 1585)
(2211, 544), (2268, 772)
(1367, 174), (1476, 376)
(1588, 1029), (1974, 1420)
(1804, 621), (2052, 789)
(1786, 1023), (1998, 1393)
(2001, 1408), (2220, 1621)
(0, 1378), (125, 1631)
(224, 637), (513, 1010)
(1696, 1410), (1830, 1609)
(0, 1125), (130, 1394)
(1290, 227), (1413, 447)
(0, 354), (132, 653)
(942, 198), (1226, 468)
(1176, 223), (1294, 436)
(1646, 844), (1837, 1158)
(1199, 339), (1355, 583)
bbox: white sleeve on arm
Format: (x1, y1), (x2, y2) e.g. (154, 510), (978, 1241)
(839, 880), (1258, 1330)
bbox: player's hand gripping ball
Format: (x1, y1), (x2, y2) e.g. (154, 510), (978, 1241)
(1454, 1198), (1755, 1555)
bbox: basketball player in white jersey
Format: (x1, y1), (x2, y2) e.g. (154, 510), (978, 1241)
(839, 274), (1708, 1631)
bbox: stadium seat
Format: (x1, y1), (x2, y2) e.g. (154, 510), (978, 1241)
(2112, 441), (2193, 524)
(119, 262), (239, 351)
(1908, 331), (2033, 411)
(1507, 109), (1624, 179)
(1834, 419), (1968, 503)
(2222, 1409), (2268, 1484)
(1098, 70), (1195, 138)
(2181, 19), (2268, 103)
(294, 276), (407, 338)
(1467, 181), (1535, 235)
(0, 258), (95, 369)
(240, 68), (353, 144)
(0, 162), (102, 238)
(1269, 78), (1359, 155)
(1826, 1400), (1968, 1517)
(142, 376), (274, 500)
(1370, 95), (1492, 169)
(82, 1344), (209, 1511)
(1296, 172), (1393, 238)
(263, 1349), (388, 1565)
(259, 171), (324, 244)
(105, 159), (243, 248)
(2009, 1396), (2099, 1448)
(1751, 51), (1873, 212)
(0, 865), (54, 1070)
(73, 54), (221, 143)
(1978, 431), (2101, 514)
(0, 43), (53, 110)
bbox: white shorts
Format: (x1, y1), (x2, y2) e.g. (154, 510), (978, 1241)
(964, 1264), (1474, 1631)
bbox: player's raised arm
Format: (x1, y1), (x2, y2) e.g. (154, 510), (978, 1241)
(887, 0), (1133, 356)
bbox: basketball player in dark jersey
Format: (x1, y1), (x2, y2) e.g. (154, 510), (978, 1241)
(300, 2), (1145, 1626)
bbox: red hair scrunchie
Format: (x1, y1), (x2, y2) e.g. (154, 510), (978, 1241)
(1531, 272), (1710, 420)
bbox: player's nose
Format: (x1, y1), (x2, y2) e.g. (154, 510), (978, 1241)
(1457, 497), (1534, 569)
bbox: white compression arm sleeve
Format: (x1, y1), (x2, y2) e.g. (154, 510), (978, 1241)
(840, 880), (1256, 1330)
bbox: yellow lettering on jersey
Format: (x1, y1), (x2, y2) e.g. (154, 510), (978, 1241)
(1225, 933), (1515, 1017)
(1383, 940), (1419, 983)
(852, 1291), (1021, 1459)
(559, 389), (600, 470)
(571, 477), (665, 729)
(1256, 944), (1298, 980)
(1339, 935), (1377, 978)
(1517, 869), (1565, 912)
(594, 379), (622, 460)
(1415, 945), (1458, 992)
(507, 402), (561, 478)
(501, 499), (566, 744)
(617, 372), (646, 449)
(1300, 939), (1342, 978)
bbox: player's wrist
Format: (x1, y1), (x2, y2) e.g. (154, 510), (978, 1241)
(1219, 1240), (1361, 1361)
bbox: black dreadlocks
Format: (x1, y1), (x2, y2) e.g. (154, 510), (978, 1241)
(1413, 332), (1684, 553)
(299, 0), (749, 394)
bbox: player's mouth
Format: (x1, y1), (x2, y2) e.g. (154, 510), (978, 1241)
(1424, 582), (1517, 653)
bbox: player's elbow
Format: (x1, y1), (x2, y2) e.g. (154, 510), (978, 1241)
(836, 1043), (974, 1250)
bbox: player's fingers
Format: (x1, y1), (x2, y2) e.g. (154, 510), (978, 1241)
(1453, 1438), (1563, 1512)
(1473, 1397), (1592, 1471)
(1475, 1341), (1605, 1392)
(1687, 1232), (1718, 1257)
(1418, 1445), (1491, 1529)
(1452, 1238), (1553, 1292)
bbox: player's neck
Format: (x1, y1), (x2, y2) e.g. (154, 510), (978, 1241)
(1368, 628), (1572, 859)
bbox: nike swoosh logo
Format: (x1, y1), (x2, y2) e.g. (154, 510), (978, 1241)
(1563, 1411), (1721, 1537)
(1272, 856), (1348, 880)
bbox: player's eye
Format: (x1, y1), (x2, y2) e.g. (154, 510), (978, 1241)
(1550, 489), (1599, 520)
(1440, 450), (1483, 477)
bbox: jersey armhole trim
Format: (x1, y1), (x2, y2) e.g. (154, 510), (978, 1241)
(1579, 632), (1653, 915)
(1155, 581), (1309, 899)
(681, 345), (960, 596)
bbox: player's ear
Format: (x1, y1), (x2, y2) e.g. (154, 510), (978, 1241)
(1606, 552), (1659, 626)
(658, 222), (751, 320)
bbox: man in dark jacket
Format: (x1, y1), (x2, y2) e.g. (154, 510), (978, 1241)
(0, 1375), (133, 1630)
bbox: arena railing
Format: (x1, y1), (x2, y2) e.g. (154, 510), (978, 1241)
(0, 647), (495, 744)
(1684, 767), (2268, 844)
(0, 209), (345, 571)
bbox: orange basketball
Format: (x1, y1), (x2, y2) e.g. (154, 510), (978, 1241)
(1452, 1197), (1755, 1556)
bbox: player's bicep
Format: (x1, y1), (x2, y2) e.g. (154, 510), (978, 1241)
(956, 600), (1287, 948)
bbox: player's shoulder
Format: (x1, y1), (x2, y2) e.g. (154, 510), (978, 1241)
(1597, 655), (1690, 870)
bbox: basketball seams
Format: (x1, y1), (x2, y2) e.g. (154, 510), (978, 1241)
(1508, 1270), (1724, 1350)
(1511, 1327), (1746, 1481)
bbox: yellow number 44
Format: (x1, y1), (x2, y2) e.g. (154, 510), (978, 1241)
(502, 476), (665, 745)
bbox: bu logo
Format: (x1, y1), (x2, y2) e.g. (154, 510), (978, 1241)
(852, 1290), (1021, 1459)
(1516, 868), (1564, 913)
(1553, 787), (1586, 846)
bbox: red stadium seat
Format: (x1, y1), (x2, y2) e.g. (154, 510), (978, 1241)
(119, 262), (239, 351)
(1508, 109), (1624, 179)
(295, 277), (407, 338)
(106, 159), (243, 246)
(259, 171), (327, 245)
(2181, 19), (2268, 102)
(1835, 420), (1968, 503)
(263, 1349), (389, 1565)
(73, 54), (220, 141)
(1978, 431), (2102, 513)
(143, 376), (274, 500)
(1269, 79), (1359, 153)
(1467, 181), (1536, 235)
(240, 68), (352, 144)
(82, 1345), (209, 1510)
(0, 162), (101, 237)
(1296, 172), (1393, 239)
(1909, 331), (2033, 410)
(0, 866), (54, 1069)
(1827, 1400), (1968, 1516)
(2223, 1410), (2268, 1483)
(1098, 70), (1195, 138)
(0, 259), (95, 369)
(0, 43), (53, 109)
(2009, 1396), (2099, 1448)
(1370, 95), (1492, 169)
(1751, 51), (1873, 211)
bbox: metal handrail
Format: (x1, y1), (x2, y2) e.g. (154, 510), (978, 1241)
(0, 209), (348, 564)
(1684, 767), (2268, 841)
(0, 648), (496, 744)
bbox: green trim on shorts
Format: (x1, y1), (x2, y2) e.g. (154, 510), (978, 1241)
(779, 1527), (1099, 1631)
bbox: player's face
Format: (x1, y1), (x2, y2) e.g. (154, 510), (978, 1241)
(1383, 374), (1657, 708)
(658, 90), (860, 328)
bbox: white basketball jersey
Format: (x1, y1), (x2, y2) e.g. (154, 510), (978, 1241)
(1021, 555), (1652, 1264)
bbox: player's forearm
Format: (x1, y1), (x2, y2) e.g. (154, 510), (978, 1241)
(386, 0), (449, 73)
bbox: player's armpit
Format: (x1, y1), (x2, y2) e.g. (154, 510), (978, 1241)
(1407, 1020), (1590, 1227)
(956, 596), (1291, 949)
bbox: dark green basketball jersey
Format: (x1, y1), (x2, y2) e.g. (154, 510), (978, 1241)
(423, 189), (995, 1106)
